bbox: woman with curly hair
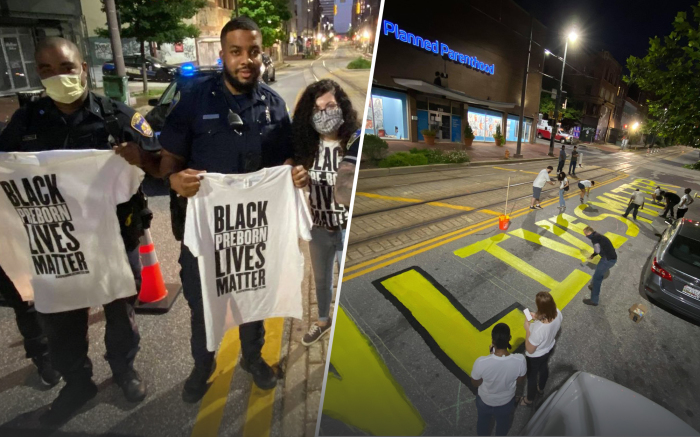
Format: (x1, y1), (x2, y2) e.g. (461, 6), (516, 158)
(293, 79), (359, 346)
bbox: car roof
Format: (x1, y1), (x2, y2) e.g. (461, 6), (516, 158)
(677, 219), (700, 240)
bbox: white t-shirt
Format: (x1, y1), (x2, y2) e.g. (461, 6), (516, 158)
(631, 191), (646, 205)
(184, 165), (312, 352)
(309, 139), (348, 228)
(580, 180), (592, 189)
(559, 177), (568, 190)
(678, 194), (692, 210)
(472, 353), (527, 407)
(526, 309), (563, 358)
(0, 150), (143, 313)
(533, 169), (551, 188)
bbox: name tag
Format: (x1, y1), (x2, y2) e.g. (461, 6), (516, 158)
(203, 114), (220, 120)
(22, 134), (37, 141)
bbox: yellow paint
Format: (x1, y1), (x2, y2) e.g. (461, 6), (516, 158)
(574, 205), (639, 237)
(323, 307), (426, 436)
(191, 328), (241, 437)
(353, 193), (501, 216)
(343, 175), (628, 281)
(426, 202), (474, 211)
(243, 318), (284, 437)
(355, 192), (422, 203)
(492, 166), (518, 172)
(510, 228), (588, 262)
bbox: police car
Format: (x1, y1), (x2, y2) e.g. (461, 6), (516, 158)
(103, 55), (179, 82)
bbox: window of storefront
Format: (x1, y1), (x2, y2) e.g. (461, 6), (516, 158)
(366, 88), (408, 140)
(0, 27), (41, 95)
(506, 115), (532, 142)
(467, 107), (502, 142)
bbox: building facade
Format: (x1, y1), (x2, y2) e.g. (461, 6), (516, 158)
(0, 0), (87, 96)
(368, 0), (545, 144)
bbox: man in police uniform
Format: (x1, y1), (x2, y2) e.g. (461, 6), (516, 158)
(0, 37), (159, 424)
(335, 130), (361, 207)
(159, 17), (309, 403)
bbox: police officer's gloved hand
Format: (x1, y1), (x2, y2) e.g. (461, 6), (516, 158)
(170, 169), (207, 198)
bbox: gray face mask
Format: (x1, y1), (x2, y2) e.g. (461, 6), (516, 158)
(312, 107), (344, 135)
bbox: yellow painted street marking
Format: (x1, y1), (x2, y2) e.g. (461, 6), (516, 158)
(343, 175), (627, 280)
(510, 228), (589, 262)
(574, 204), (639, 237)
(354, 192), (500, 215)
(493, 166), (540, 175)
(243, 318), (284, 437)
(191, 328), (241, 437)
(537, 217), (626, 264)
(425, 202), (474, 211)
(323, 307), (426, 436)
(355, 192), (423, 203)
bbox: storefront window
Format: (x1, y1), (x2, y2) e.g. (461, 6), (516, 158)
(467, 107), (502, 142)
(506, 115), (533, 142)
(366, 88), (408, 140)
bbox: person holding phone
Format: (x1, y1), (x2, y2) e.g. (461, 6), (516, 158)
(471, 323), (527, 436)
(520, 292), (562, 406)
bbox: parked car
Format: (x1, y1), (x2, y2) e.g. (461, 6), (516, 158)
(642, 218), (700, 322)
(261, 53), (276, 83)
(144, 64), (222, 136)
(537, 125), (573, 144)
(523, 371), (698, 436)
(102, 55), (179, 82)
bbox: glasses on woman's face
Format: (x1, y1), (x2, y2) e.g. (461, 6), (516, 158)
(313, 102), (338, 114)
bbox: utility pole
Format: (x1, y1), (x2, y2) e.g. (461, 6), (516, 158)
(549, 42), (568, 156)
(515, 17), (533, 158)
(104, 0), (129, 104)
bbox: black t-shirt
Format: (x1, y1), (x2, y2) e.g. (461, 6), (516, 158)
(665, 192), (681, 204)
(571, 150), (579, 160)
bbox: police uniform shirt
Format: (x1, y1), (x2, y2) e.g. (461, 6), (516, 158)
(341, 129), (361, 166)
(159, 75), (293, 174)
(0, 92), (159, 153)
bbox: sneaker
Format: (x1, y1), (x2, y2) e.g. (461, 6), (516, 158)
(588, 284), (593, 291)
(240, 357), (278, 390)
(302, 322), (332, 346)
(530, 206), (536, 210)
(114, 369), (146, 403)
(534, 204), (543, 209)
(39, 380), (98, 426)
(580, 197), (584, 204)
(583, 298), (599, 306)
(182, 363), (215, 403)
(32, 354), (61, 387)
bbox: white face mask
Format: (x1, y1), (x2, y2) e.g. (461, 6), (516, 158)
(41, 73), (85, 104)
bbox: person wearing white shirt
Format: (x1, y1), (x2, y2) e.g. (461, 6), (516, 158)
(577, 179), (595, 204)
(557, 172), (569, 212)
(530, 166), (555, 210)
(520, 292), (562, 406)
(677, 188), (694, 220)
(471, 323), (526, 436)
(623, 188), (646, 220)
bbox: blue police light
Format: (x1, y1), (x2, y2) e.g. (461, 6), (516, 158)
(180, 63), (195, 76)
(216, 58), (222, 66)
(382, 20), (495, 75)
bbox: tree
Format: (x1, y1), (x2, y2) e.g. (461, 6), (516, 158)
(238, 0), (292, 49)
(626, 2), (700, 147)
(96, 0), (206, 93)
(539, 94), (582, 124)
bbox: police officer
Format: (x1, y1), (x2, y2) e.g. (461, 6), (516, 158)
(0, 37), (158, 424)
(159, 17), (309, 403)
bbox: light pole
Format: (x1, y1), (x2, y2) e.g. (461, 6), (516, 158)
(548, 30), (577, 156)
(515, 17), (533, 159)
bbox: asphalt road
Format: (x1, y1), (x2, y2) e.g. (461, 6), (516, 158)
(319, 146), (700, 436)
(0, 43), (369, 437)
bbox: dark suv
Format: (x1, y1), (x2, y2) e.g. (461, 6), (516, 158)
(102, 55), (179, 82)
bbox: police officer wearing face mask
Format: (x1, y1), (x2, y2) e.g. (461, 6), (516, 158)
(159, 16), (309, 403)
(0, 37), (160, 425)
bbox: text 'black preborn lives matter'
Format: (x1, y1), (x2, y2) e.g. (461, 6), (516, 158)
(213, 201), (268, 296)
(310, 144), (346, 228)
(0, 174), (89, 278)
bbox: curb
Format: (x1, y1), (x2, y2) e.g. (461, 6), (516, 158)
(358, 156), (557, 178)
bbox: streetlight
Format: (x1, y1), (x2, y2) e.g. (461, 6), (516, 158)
(632, 122), (639, 130)
(548, 28), (578, 157)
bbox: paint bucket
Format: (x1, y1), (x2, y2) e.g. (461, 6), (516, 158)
(499, 214), (510, 230)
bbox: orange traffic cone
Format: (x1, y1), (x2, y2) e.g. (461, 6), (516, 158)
(138, 228), (167, 303)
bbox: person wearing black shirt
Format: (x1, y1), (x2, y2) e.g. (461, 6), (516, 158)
(583, 226), (617, 306)
(660, 191), (681, 220)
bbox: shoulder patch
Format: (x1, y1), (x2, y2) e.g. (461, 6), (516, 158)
(347, 129), (362, 149)
(131, 112), (153, 138)
(166, 91), (180, 117)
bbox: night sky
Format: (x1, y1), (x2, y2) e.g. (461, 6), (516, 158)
(513, 0), (698, 68)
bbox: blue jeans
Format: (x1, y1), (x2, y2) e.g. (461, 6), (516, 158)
(591, 257), (617, 304)
(476, 395), (515, 436)
(569, 160), (577, 174)
(309, 227), (346, 321)
(559, 189), (566, 208)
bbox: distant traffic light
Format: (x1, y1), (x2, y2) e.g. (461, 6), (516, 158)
(624, 124), (628, 129)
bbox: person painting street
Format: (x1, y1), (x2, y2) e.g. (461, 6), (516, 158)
(583, 226), (617, 306)
(531, 166), (556, 210)
(557, 145), (566, 173)
(660, 190), (681, 222)
(653, 186), (663, 204)
(471, 323), (526, 436)
(676, 188), (694, 220)
(622, 188), (645, 220)
(568, 145), (579, 176)
(557, 172), (569, 212)
(577, 179), (595, 204)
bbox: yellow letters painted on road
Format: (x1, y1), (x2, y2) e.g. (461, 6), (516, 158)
(574, 205), (640, 237)
(323, 307), (426, 436)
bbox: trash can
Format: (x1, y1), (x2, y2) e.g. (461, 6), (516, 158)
(103, 75), (129, 105)
(16, 89), (44, 108)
